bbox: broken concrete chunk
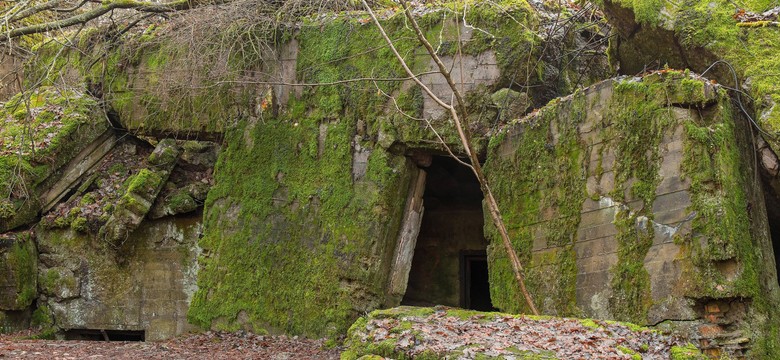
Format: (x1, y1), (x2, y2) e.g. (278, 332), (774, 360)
(0, 88), (109, 233)
(148, 189), (199, 220)
(148, 138), (180, 167)
(180, 141), (218, 168)
(99, 140), (180, 248)
(491, 88), (530, 121)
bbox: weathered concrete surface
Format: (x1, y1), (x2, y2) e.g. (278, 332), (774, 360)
(419, 50), (501, 120)
(0, 232), (36, 312)
(37, 215), (201, 341)
(485, 72), (780, 357)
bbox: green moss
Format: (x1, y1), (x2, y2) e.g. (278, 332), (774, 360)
(578, 318), (600, 329)
(600, 77), (680, 324)
(70, 216), (89, 232)
(167, 191), (197, 213)
(124, 169), (163, 197)
(670, 344), (706, 360)
(147, 139), (180, 167)
(679, 93), (759, 297)
(30, 305), (57, 339)
(483, 91), (587, 315)
(6, 235), (37, 308)
(188, 112), (410, 337)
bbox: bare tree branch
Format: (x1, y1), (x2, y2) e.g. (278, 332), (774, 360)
(0, 0), (225, 42)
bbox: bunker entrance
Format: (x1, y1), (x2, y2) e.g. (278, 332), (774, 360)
(401, 156), (496, 311)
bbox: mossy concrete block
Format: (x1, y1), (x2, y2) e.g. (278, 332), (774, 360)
(38, 266), (80, 300)
(149, 190), (199, 220)
(99, 140), (179, 247)
(0, 87), (107, 233)
(36, 215), (201, 340)
(491, 88), (530, 120)
(485, 73), (779, 356)
(188, 117), (413, 338)
(148, 139), (180, 167)
(180, 141), (218, 168)
(0, 232), (37, 311)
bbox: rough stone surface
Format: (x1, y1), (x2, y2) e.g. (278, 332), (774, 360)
(485, 72), (780, 357)
(37, 215), (202, 341)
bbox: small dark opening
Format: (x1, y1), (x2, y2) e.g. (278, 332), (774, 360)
(771, 223), (780, 287)
(461, 251), (497, 311)
(402, 155), (494, 310)
(762, 181), (780, 287)
(64, 329), (145, 342)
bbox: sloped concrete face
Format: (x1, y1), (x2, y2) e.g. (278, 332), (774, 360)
(484, 72), (780, 357)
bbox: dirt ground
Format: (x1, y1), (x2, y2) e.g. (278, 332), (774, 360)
(0, 331), (341, 359)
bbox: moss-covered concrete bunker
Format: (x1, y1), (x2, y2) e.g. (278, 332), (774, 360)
(2, 1), (780, 358)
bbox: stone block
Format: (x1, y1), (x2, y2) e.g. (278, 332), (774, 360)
(576, 252), (618, 275)
(574, 236), (615, 259)
(580, 207), (620, 229)
(577, 221), (619, 242)
(656, 174), (688, 195)
(652, 190), (691, 214)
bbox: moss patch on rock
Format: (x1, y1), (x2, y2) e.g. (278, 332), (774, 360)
(187, 114), (411, 337)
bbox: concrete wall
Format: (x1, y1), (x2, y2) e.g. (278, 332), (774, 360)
(37, 215), (201, 341)
(485, 73), (780, 357)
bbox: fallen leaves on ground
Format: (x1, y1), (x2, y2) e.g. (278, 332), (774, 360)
(0, 331), (340, 360)
(348, 307), (689, 359)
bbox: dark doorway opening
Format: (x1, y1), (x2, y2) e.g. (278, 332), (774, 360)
(770, 222), (780, 288)
(401, 155), (495, 310)
(764, 191), (780, 287)
(461, 251), (497, 311)
(64, 329), (146, 341)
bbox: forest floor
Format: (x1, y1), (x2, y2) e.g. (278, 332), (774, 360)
(1, 307), (703, 359)
(0, 330), (340, 359)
